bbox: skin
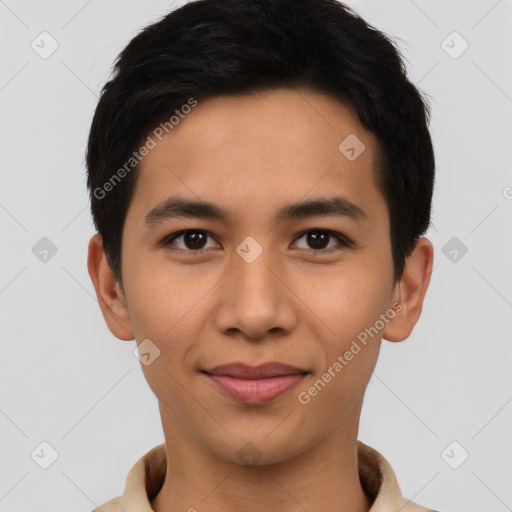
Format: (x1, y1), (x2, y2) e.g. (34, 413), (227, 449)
(88, 88), (433, 512)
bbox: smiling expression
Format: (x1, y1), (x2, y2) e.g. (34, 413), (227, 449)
(104, 87), (404, 463)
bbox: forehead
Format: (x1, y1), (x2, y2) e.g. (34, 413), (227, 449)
(128, 88), (383, 225)
(155, 88), (373, 164)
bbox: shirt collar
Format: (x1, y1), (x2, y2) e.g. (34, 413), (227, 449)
(118, 440), (424, 512)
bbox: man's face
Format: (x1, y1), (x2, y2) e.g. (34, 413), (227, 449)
(119, 88), (398, 463)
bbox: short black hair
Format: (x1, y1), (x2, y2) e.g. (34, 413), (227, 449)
(86, 0), (435, 285)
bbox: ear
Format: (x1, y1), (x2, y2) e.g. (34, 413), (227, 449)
(383, 237), (434, 342)
(87, 233), (134, 341)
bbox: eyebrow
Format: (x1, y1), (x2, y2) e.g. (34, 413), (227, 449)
(144, 196), (367, 227)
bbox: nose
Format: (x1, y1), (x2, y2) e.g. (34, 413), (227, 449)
(213, 245), (298, 341)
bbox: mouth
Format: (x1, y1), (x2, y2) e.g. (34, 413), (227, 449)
(201, 362), (309, 405)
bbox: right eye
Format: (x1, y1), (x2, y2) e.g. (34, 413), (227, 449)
(162, 230), (221, 252)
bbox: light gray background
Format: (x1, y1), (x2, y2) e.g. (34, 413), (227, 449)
(1, 1), (511, 511)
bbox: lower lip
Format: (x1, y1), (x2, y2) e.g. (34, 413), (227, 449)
(205, 373), (306, 405)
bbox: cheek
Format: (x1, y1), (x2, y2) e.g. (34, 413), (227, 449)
(296, 272), (385, 409)
(125, 270), (202, 405)
(123, 258), (220, 394)
(292, 266), (388, 408)
(122, 249), (205, 338)
(294, 262), (390, 343)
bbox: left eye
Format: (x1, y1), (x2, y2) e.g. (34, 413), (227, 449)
(162, 229), (350, 252)
(292, 229), (349, 251)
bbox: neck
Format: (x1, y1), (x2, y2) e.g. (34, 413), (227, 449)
(150, 403), (373, 512)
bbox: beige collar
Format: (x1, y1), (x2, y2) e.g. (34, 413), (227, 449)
(114, 440), (434, 512)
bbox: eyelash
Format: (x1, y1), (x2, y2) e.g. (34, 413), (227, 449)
(161, 229), (352, 254)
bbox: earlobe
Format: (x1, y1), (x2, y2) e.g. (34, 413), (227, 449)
(383, 237), (434, 343)
(87, 233), (135, 341)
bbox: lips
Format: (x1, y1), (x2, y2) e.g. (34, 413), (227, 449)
(202, 362), (308, 405)
(204, 362), (307, 379)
